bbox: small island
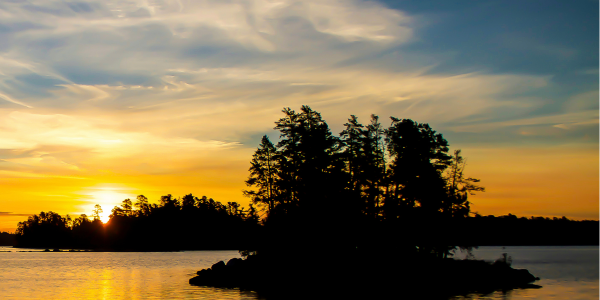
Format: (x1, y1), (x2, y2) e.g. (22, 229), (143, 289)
(188, 106), (549, 298)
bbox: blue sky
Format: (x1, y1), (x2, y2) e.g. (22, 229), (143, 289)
(0, 0), (597, 229)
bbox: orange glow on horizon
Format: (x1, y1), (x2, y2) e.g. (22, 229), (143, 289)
(0, 136), (596, 232)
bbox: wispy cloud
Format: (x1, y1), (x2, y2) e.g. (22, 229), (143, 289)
(0, 212), (32, 217)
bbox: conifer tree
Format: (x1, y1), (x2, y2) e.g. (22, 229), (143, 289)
(445, 150), (485, 218)
(384, 118), (452, 218)
(244, 135), (279, 213)
(273, 106), (345, 214)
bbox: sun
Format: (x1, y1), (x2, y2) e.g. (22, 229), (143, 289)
(80, 186), (135, 223)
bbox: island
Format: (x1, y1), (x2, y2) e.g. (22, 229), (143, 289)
(189, 106), (550, 298)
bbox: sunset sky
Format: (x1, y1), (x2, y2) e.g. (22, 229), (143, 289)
(0, 0), (597, 231)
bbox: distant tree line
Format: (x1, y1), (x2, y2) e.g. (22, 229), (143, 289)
(15, 195), (260, 250)
(453, 214), (599, 246)
(10, 211), (596, 250)
(0, 232), (15, 246)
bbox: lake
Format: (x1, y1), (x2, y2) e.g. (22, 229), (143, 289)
(452, 246), (599, 300)
(0, 246), (597, 299)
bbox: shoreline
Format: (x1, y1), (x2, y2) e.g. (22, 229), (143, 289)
(2, 244), (597, 253)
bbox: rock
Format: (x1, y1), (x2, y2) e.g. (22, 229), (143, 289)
(226, 258), (243, 267)
(190, 259), (251, 288)
(196, 268), (211, 276)
(211, 261), (226, 273)
(511, 268), (539, 284)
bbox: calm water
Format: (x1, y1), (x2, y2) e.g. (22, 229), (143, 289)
(0, 249), (258, 300)
(0, 246), (597, 299)
(452, 246), (599, 300)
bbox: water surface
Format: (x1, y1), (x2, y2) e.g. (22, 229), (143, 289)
(0, 246), (597, 299)
(452, 246), (599, 300)
(0, 248), (257, 300)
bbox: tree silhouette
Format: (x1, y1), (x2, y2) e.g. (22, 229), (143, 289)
(340, 114), (386, 219)
(244, 135), (279, 214)
(16, 211), (71, 248)
(122, 199), (133, 216)
(181, 193), (196, 209)
(273, 106), (346, 215)
(92, 204), (103, 221)
(134, 195), (151, 217)
(445, 149), (485, 218)
(363, 115), (387, 218)
(383, 118), (451, 217)
(243, 107), (487, 259)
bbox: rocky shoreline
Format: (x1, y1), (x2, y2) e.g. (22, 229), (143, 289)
(190, 255), (540, 298)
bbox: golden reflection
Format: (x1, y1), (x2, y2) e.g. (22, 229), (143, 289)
(100, 266), (114, 300)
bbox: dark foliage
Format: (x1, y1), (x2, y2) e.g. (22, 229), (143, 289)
(0, 232), (15, 246)
(453, 214), (599, 246)
(243, 106), (485, 259)
(15, 194), (260, 250)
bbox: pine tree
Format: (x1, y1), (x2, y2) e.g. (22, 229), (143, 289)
(384, 118), (452, 217)
(244, 135), (279, 213)
(445, 149), (485, 218)
(273, 106), (345, 214)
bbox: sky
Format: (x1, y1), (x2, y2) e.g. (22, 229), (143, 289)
(0, 0), (597, 231)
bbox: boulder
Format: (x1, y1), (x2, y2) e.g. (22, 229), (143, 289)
(511, 268), (539, 284)
(196, 268), (211, 276)
(211, 261), (226, 273)
(226, 258), (243, 267)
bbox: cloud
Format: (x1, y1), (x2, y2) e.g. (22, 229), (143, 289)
(0, 110), (243, 177)
(0, 1), (592, 150)
(450, 110), (599, 133)
(0, 212), (32, 217)
(0, 91), (32, 108)
(0, 0), (589, 138)
(563, 90), (599, 113)
(0, 0), (415, 108)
